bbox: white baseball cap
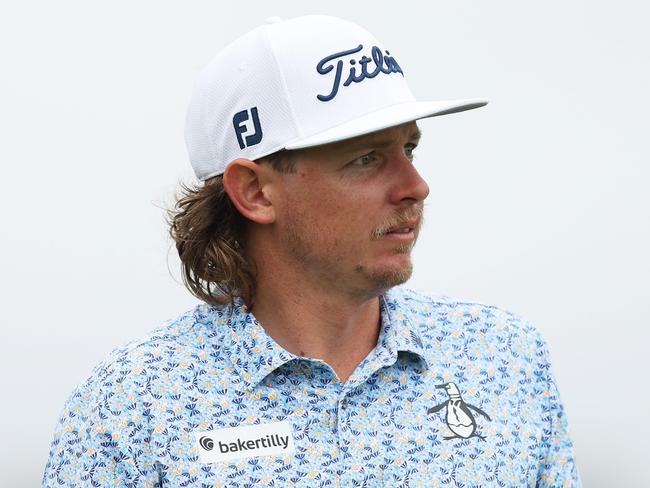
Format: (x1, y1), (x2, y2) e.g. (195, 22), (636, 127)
(185, 15), (487, 181)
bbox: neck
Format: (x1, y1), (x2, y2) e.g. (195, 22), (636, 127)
(249, 257), (382, 384)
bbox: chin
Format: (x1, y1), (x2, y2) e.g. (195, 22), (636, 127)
(365, 260), (414, 293)
(350, 248), (415, 298)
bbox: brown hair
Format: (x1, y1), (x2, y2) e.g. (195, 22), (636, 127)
(167, 151), (295, 308)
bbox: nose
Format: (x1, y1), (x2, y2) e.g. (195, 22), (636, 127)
(389, 153), (430, 205)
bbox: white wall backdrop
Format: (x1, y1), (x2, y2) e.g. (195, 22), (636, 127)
(1, 1), (648, 486)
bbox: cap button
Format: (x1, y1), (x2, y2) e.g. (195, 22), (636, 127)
(264, 16), (283, 24)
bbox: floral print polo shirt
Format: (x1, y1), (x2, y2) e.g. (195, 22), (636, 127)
(43, 286), (580, 487)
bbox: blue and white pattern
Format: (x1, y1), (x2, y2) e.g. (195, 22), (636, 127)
(43, 287), (579, 487)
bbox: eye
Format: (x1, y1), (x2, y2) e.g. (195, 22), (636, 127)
(349, 152), (378, 167)
(404, 143), (417, 160)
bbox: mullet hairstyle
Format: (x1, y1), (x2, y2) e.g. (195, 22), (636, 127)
(168, 150), (296, 308)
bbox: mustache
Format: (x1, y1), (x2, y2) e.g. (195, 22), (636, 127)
(371, 204), (424, 240)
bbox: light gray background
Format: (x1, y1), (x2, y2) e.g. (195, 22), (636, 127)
(2, 1), (648, 486)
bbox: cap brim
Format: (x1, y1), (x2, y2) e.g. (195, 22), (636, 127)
(284, 98), (487, 150)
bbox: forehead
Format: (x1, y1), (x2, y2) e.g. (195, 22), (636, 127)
(338, 121), (421, 150)
(298, 121), (421, 160)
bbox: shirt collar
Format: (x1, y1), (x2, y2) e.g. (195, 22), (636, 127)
(220, 288), (429, 391)
(221, 297), (299, 392)
(375, 288), (430, 368)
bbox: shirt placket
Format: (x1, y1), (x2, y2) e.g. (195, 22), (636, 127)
(334, 350), (395, 486)
(292, 359), (347, 487)
(333, 383), (352, 487)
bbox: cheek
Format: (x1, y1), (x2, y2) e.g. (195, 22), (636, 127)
(283, 176), (382, 241)
(314, 197), (374, 236)
(287, 201), (369, 255)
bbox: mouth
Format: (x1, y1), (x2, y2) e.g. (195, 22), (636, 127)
(382, 220), (419, 239)
(386, 226), (415, 234)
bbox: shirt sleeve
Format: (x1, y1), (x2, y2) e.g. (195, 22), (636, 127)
(535, 333), (581, 488)
(42, 372), (159, 487)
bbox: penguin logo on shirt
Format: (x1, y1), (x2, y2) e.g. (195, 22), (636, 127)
(426, 382), (491, 440)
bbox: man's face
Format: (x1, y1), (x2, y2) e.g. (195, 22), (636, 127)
(270, 121), (429, 299)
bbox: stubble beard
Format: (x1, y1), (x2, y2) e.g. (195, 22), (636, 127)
(281, 205), (423, 299)
(354, 204), (424, 295)
(355, 242), (416, 297)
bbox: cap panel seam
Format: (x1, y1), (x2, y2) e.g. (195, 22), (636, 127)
(263, 25), (302, 140)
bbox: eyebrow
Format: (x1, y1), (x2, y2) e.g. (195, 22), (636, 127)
(347, 126), (422, 152)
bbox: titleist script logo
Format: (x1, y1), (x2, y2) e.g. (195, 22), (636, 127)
(195, 421), (294, 463)
(316, 44), (404, 102)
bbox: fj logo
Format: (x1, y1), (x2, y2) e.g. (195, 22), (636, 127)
(233, 106), (263, 149)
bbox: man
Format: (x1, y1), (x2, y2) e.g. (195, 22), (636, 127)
(44, 15), (580, 487)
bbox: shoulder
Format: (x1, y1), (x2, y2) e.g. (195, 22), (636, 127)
(63, 302), (233, 415)
(97, 302), (227, 371)
(45, 303), (232, 483)
(387, 285), (549, 359)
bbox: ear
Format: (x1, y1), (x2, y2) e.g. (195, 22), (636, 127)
(223, 158), (276, 224)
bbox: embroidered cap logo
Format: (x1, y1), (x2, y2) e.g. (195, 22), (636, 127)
(316, 44), (404, 102)
(233, 106), (263, 149)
